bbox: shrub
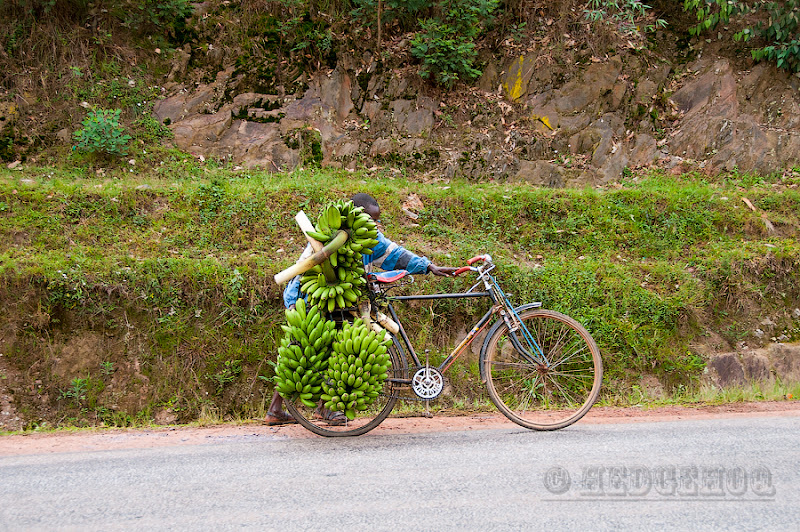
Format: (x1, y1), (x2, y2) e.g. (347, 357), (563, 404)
(351, 0), (432, 30)
(0, 133), (13, 161)
(737, 1), (800, 72)
(410, 0), (498, 87)
(411, 19), (480, 86)
(684, 0), (800, 73)
(584, 0), (667, 36)
(122, 0), (192, 28)
(73, 108), (131, 158)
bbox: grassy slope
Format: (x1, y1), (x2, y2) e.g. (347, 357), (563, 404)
(1, 163), (799, 427)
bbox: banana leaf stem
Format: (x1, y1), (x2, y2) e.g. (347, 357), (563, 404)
(274, 230), (349, 285)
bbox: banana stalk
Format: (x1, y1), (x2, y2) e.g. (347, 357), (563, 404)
(294, 211), (324, 252)
(295, 210), (338, 284)
(375, 311), (400, 335)
(274, 230), (349, 285)
(358, 300), (397, 339)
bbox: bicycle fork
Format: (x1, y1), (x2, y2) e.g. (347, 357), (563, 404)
(488, 277), (550, 368)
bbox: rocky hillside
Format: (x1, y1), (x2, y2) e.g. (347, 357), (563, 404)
(149, 21), (800, 185)
(2, 2), (800, 182)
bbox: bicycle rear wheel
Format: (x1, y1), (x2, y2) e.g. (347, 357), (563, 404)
(284, 336), (404, 437)
(481, 308), (602, 430)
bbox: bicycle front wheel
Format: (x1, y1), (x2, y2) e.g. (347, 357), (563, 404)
(482, 308), (602, 430)
(284, 336), (403, 437)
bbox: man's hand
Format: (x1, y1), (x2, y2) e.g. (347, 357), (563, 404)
(427, 264), (459, 277)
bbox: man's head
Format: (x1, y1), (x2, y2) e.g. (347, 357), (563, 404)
(351, 193), (380, 222)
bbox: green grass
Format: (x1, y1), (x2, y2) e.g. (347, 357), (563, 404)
(1, 163), (799, 428)
(597, 379), (800, 408)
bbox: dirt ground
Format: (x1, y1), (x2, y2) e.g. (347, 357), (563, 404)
(1, 401), (798, 456)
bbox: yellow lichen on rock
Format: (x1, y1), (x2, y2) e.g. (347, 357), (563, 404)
(0, 102), (18, 123)
(503, 56), (527, 101)
(532, 114), (554, 131)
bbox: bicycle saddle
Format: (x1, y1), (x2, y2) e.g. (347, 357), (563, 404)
(367, 270), (410, 283)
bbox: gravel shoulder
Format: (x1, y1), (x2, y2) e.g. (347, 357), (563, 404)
(1, 401), (798, 457)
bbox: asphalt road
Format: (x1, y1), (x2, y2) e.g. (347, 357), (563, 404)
(1, 415), (798, 531)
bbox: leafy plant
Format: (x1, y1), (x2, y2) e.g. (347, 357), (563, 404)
(410, 0), (498, 87)
(351, 0), (432, 31)
(209, 359), (243, 395)
(132, 114), (173, 142)
(508, 21), (527, 43)
(226, 268), (245, 304)
(738, 1), (800, 72)
(684, 0), (800, 72)
(683, 0), (742, 35)
(114, 0), (192, 37)
(95, 407), (136, 427)
(261, 9), (336, 67)
(47, 268), (88, 309)
(100, 361), (114, 377)
(0, 134), (13, 162)
(60, 377), (88, 407)
(412, 19), (480, 86)
(584, 0), (667, 36)
(73, 108), (132, 157)
(196, 179), (227, 224)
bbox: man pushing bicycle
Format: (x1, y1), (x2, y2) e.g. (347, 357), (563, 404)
(265, 193), (458, 426)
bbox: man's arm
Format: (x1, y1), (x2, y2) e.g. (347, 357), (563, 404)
(427, 264), (459, 277)
(367, 232), (455, 276)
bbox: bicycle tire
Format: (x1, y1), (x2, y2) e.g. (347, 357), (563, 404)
(285, 335), (404, 437)
(481, 308), (602, 430)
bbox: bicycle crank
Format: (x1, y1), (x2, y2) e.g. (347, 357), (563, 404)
(411, 366), (445, 400)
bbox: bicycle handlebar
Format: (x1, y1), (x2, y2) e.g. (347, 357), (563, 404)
(467, 255), (490, 265)
(454, 255), (491, 276)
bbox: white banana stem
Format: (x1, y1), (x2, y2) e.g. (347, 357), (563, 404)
(295, 210), (338, 282)
(294, 211), (324, 252)
(274, 230), (348, 285)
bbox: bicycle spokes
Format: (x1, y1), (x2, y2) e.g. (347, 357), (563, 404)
(484, 309), (602, 430)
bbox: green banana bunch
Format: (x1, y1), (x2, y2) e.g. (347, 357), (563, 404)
(299, 264), (367, 312)
(273, 298), (337, 407)
(320, 318), (392, 420)
(300, 200), (379, 312)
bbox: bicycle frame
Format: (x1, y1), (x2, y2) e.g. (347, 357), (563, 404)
(370, 259), (546, 385)
(386, 290), (497, 376)
(285, 254), (602, 436)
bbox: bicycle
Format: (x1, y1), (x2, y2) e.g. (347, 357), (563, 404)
(284, 254), (603, 437)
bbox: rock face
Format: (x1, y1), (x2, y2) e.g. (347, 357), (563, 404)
(514, 160), (565, 187)
(155, 49), (800, 181)
(706, 343), (800, 387)
(668, 59), (800, 174)
(707, 352), (747, 387)
(0, 356), (23, 431)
